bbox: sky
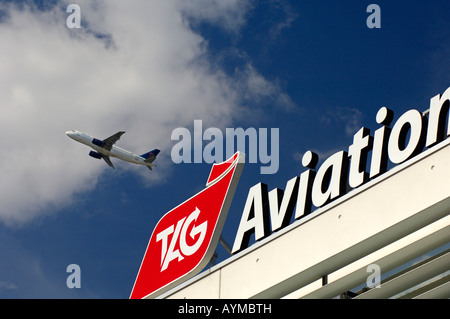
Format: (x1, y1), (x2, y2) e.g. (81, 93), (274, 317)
(0, 0), (449, 298)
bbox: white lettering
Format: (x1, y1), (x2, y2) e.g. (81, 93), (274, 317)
(348, 127), (373, 188)
(203, 127), (223, 164)
(160, 217), (185, 271)
(171, 127), (191, 164)
(171, 120), (279, 174)
(269, 176), (299, 231)
(233, 87), (450, 253)
(226, 127), (258, 164)
(66, 264), (81, 288)
(178, 303), (212, 316)
(156, 225), (174, 267)
(258, 128), (280, 174)
(221, 303), (272, 314)
(366, 4), (381, 29)
(311, 151), (348, 208)
(388, 109), (425, 164)
(66, 4), (81, 29)
(426, 87), (450, 147)
(179, 208), (207, 256)
(157, 207), (207, 271)
(369, 107), (393, 178)
(194, 120), (203, 163)
(367, 264), (381, 288)
(294, 151), (317, 219)
(232, 183), (269, 253)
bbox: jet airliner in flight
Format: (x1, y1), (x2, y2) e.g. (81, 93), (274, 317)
(66, 130), (160, 170)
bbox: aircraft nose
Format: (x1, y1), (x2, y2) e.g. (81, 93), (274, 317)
(66, 130), (75, 138)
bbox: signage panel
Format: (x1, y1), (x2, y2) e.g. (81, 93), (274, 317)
(232, 87), (450, 253)
(130, 152), (244, 299)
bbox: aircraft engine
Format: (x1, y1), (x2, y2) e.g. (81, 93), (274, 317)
(92, 138), (104, 147)
(89, 151), (102, 159)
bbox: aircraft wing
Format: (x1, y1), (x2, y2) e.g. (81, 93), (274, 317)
(102, 131), (125, 151)
(102, 155), (115, 169)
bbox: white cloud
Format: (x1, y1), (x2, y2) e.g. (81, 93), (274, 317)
(320, 106), (364, 137)
(0, 0), (292, 226)
(0, 280), (17, 292)
(178, 0), (253, 33)
(267, 0), (298, 40)
(237, 64), (295, 111)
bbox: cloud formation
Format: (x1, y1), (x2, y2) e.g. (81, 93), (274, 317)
(0, 0), (293, 225)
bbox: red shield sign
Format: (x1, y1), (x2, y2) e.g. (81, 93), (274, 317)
(130, 152), (245, 299)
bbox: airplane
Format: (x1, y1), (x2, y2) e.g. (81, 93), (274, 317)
(66, 130), (160, 170)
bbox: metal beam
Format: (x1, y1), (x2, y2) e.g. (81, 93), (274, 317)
(284, 216), (450, 299)
(355, 250), (450, 298)
(413, 275), (450, 299)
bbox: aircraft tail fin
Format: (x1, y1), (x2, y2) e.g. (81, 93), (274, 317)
(141, 149), (160, 163)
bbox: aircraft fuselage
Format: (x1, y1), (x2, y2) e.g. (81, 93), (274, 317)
(66, 130), (158, 169)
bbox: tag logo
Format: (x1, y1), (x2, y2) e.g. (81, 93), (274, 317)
(157, 207), (207, 271)
(130, 152), (245, 299)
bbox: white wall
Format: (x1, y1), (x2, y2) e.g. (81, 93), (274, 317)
(158, 139), (450, 299)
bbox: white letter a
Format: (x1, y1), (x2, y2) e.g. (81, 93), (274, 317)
(66, 4), (81, 29)
(66, 264), (81, 288)
(366, 4), (381, 29)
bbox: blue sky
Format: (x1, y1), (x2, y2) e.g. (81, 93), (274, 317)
(0, 0), (449, 298)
